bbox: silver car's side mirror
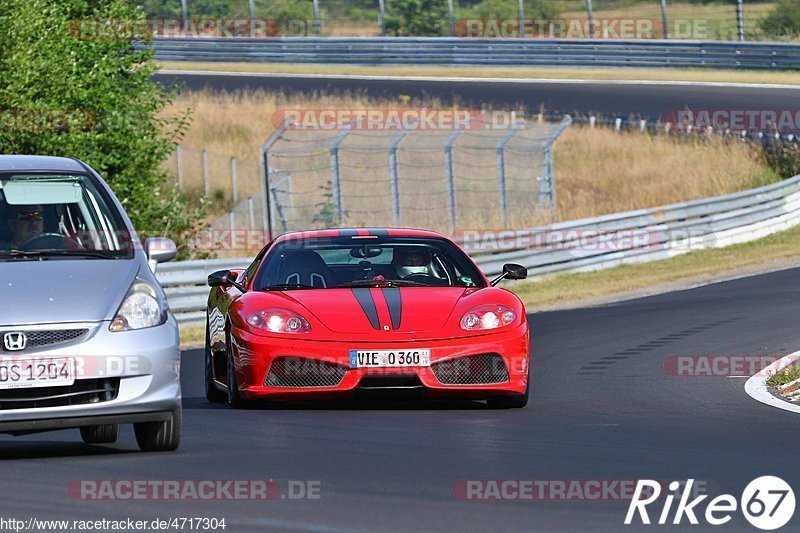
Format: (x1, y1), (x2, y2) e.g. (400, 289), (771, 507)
(145, 237), (177, 272)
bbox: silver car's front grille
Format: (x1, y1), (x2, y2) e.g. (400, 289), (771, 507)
(431, 354), (510, 385)
(0, 378), (120, 410)
(1, 329), (88, 351)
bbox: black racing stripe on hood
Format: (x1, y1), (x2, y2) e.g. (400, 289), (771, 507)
(351, 288), (380, 330)
(366, 228), (389, 236)
(382, 287), (402, 330)
(338, 229), (359, 236)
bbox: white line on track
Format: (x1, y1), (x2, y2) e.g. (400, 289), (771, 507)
(158, 69), (800, 90)
(745, 350), (800, 414)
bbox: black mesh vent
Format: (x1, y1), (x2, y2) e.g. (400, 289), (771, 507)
(0, 378), (120, 410)
(431, 354), (510, 385)
(265, 357), (348, 388)
(1, 329), (88, 351)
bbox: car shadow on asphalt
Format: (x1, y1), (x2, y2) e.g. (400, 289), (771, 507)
(182, 395), (492, 411)
(0, 441), (134, 460)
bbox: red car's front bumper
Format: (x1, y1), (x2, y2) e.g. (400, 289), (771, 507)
(229, 323), (530, 400)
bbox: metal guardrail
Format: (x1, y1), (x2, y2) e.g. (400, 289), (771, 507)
(152, 38), (800, 70)
(157, 173), (800, 325)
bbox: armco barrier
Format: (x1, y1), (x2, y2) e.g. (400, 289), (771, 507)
(151, 38), (800, 70)
(157, 174), (800, 325)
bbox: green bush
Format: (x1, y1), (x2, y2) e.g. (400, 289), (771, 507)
(462, 0), (560, 20)
(385, 0), (449, 36)
(0, 0), (204, 257)
(760, 0), (800, 38)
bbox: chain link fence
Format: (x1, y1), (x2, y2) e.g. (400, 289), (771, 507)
(143, 1), (772, 41)
(261, 116), (571, 236)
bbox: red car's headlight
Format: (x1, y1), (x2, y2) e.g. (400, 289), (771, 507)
(247, 308), (312, 334)
(460, 304), (517, 331)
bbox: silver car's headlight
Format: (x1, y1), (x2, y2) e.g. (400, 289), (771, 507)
(110, 279), (167, 332)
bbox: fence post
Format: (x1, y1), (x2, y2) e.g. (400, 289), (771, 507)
(248, 196), (255, 230)
(586, 0), (594, 38)
(736, 0), (745, 41)
(389, 130), (410, 226)
(230, 157), (238, 204)
(202, 149), (209, 197)
(518, 0), (525, 38)
(176, 144), (183, 192)
(229, 211), (235, 232)
(661, 0), (669, 39)
(248, 0), (256, 35)
(538, 116), (572, 210)
(180, 0), (188, 34)
(378, 0), (386, 36)
(497, 125), (521, 230)
(447, 0), (455, 37)
(259, 146), (272, 240)
(444, 130), (464, 234)
(330, 125), (352, 224)
(312, 0), (321, 36)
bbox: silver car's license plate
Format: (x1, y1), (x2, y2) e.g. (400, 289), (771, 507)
(0, 357), (76, 389)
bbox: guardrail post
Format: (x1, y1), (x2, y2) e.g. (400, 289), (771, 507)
(176, 144), (183, 192)
(444, 129), (464, 234)
(202, 149), (209, 197)
(230, 157), (238, 204)
(497, 124), (522, 229)
(389, 130), (410, 226)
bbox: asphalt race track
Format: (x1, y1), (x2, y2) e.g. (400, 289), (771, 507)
(2, 266), (800, 531)
(154, 71), (800, 119)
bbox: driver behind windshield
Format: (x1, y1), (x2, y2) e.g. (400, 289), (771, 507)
(392, 248), (433, 278)
(1, 204), (44, 250)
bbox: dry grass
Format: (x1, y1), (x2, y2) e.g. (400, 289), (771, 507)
(164, 89), (776, 226)
(555, 127), (776, 219)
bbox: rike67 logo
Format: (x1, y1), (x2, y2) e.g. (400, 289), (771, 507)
(626, 477), (795, 530)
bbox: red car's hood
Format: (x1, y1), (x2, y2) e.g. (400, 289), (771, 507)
(284, 287), (467, 334)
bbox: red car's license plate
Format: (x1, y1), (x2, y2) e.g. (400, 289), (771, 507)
(349, 349), (431, 368)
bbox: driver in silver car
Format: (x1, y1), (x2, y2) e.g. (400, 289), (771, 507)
(1, 203), (45, 250)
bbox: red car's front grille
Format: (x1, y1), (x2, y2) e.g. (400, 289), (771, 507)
(265, 357), (348, 388)
(431, 354), (510, 385)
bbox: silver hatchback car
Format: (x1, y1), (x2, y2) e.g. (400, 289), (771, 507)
(0, 155), (181, 451)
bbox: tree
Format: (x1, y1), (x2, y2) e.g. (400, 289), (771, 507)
(0, 0), (202, 254)
(760, 0), (800, 38)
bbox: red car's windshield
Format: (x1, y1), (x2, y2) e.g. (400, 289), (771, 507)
(253, 236), (486, 290)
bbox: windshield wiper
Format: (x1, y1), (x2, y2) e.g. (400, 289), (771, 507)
(338, 279), (426, 288)
(3, 249), (117, 260)
(262, 283), (319, 291)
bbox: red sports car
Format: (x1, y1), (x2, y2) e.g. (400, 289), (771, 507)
(204, 229), (530, 408)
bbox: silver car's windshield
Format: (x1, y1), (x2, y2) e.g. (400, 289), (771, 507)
(0, 173), (133, 259)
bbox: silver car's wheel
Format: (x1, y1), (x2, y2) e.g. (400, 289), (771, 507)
(80, 424), (119, 444)
(134, 409), (181, 452)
